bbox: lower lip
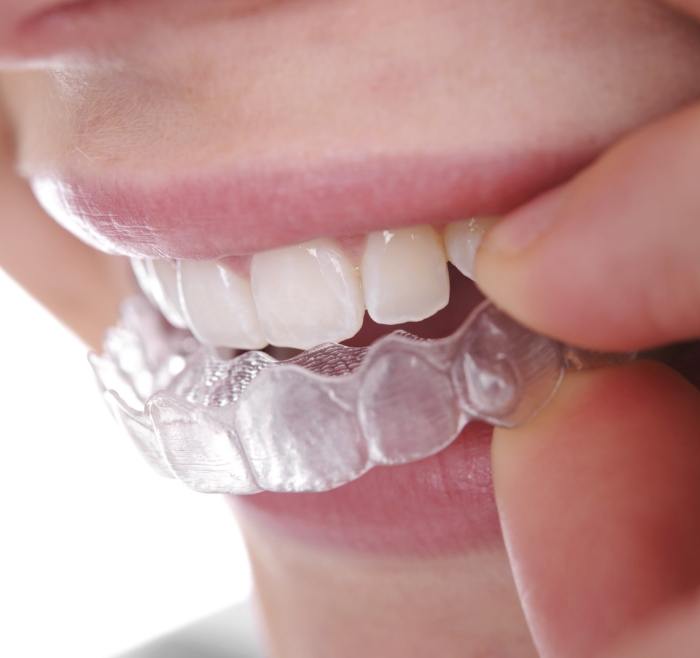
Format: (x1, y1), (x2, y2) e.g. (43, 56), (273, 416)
(231, 423), (501, 556)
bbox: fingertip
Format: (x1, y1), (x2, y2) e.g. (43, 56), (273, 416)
(476, 102), (700, 352)
(603, 592), (700, 658)
(492, 361), (700, 658)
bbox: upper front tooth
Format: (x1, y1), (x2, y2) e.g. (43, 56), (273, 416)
(361, 225), (449, 324)
(444, 217), (498, 280)
(131, 258), (187, 328)
(250, 238), (365, 349)
(178, 260), (266, 350)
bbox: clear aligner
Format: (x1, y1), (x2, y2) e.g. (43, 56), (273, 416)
(90, 296), (622, 494)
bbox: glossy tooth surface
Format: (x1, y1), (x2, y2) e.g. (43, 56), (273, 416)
(132, 258), (187, 328)
(250, 239), (365, 349)
(361, 225), (449, 324)
(178, 260), (266, 350)
(444, 218), (499, 280)
(130, 258), (160, 309)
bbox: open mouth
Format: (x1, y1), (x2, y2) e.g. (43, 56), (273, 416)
(93, 211), (602, 491)
(31, 152), (627, 553)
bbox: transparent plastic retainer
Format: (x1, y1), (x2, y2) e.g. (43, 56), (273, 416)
(91, 296), (627, 495)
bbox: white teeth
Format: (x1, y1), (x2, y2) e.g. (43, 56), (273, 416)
(361, 225), (449, 324)
(131, 220), (497, 350)
(150, 260), (188, 328)
(130, 258), (160, 309)
(177, 260), (266, 350)
(131, 258), (187, 328)
(250, 239), (365, 350)
(444, 218), (498, 280)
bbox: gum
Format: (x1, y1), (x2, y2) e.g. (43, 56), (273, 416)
(91, 295), (619, 494)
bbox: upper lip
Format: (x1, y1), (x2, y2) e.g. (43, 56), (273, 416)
(7, 0), (235, 60)
(6, 0), (139, 58)
(31, 148), (595, 260)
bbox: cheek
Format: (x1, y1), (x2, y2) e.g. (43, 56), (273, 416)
(4, 0), (700, 179)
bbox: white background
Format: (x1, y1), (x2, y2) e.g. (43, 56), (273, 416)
(0, 270), (253, 657)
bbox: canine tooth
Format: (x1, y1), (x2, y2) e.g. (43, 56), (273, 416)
(361, 225), (449, 324)
(130, 258), (159, 308)
(178, 260), (266, 350)
(150, 259), (188, 328)
(251, 239), (365, 349)
(131, 258), (187, 328)
(444, 218), (498, 279)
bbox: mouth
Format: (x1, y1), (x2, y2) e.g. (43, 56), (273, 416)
(37, 152), (600, 554)
(93, 286), (574, 555)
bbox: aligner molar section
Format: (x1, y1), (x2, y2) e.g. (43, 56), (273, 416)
(358, 346), (461, 464)
(103, 390), (174, 478)
(148, 394), (261, 494)
(234, 368), (368, 492)
(451, 304), (565, 427)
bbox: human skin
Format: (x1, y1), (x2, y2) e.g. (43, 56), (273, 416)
(1, 2), (700, 657)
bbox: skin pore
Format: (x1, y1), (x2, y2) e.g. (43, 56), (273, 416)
(2, 2), (700, 657)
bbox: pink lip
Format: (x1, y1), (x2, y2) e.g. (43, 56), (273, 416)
(6, 0), (218, 60)
(32, 148), (594, 259)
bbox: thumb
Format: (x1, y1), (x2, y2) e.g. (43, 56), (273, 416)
(492, 361), (700, 658)
(603, 594), (700, 658)
(475, 102), (700, 352)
